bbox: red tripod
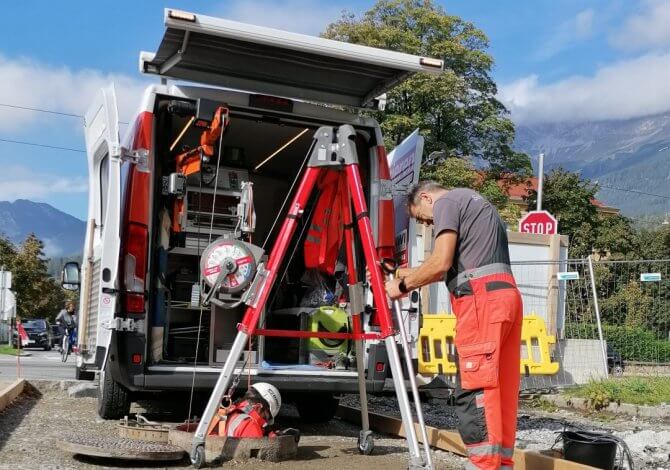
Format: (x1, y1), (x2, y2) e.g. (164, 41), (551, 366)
(190, 125), (431, 469)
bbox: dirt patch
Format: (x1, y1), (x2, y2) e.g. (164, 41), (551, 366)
(342, 391), (670, 470)
(0, 382), (463, 469)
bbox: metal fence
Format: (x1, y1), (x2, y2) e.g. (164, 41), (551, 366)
(591, 259), (670, 375)
(510, 258), (670, 390)
(511, 258), (609, 391)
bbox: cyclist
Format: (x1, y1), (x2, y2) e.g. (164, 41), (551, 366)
(56, 301), (77, 355)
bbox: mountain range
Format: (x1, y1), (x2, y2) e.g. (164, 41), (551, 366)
(0, 199), (86, 257)
(514, 112), (670, 216)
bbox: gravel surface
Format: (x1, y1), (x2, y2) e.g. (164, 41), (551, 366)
(341, 391), (670, 470)
(0, 382), (464, 469)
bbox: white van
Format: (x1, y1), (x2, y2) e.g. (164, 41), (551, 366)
(64, 8), (442, 420)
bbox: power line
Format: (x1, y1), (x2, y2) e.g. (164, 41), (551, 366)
(0, 138), (85, 153)
(0, 103), (81, 118)
(598, 184), (670, 201)
(0, 102), (129, 124)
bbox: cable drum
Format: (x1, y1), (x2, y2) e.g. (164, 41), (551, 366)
(200, 239), (258, 295)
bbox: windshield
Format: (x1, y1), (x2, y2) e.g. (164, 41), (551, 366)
(23, 320), (46, 330)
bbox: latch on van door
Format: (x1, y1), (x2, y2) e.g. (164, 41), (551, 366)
(103, 317), (145, 332)
(121, 148), (150, 173)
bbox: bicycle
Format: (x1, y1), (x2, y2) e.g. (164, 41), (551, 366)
(60, 325), (76, 362)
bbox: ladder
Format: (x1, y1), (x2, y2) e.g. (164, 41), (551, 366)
(190, 125), (433, 469)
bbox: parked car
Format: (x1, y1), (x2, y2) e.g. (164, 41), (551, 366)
(21, 319), (53, 350)
(607, 344), (625, 377)
(51, 324), (65, 349)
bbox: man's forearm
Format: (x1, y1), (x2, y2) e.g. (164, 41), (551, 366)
(396, 266), (419, 279)
(402, 257), (449, 291)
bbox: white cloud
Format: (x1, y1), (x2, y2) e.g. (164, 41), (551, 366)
(0, 54), (147, 132)
(217, 0), (347, 35)
(611, 0), (670, 51)
(0, 165), (87, 201)
(41, 238), (64, 257)
(499, 52), (670, 124)
(536, 8), (595, 59)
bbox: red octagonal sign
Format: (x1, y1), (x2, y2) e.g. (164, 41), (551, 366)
(518, 210), (558, 235)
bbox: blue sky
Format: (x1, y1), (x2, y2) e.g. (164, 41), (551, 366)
(2, 0), (670, 225)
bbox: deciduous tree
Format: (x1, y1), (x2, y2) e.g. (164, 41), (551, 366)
(323, 0), (531, 176)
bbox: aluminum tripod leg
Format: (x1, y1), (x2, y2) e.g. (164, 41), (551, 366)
(341, 183), (373, 454)
(343, 164), (428, 469)
(384, 336), (427, 468)
(353, 313), (374, 454)
(190, 331), (248, 467)
(388, 275), (433, 469)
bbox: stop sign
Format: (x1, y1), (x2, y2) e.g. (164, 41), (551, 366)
(518, 210), (558, 235)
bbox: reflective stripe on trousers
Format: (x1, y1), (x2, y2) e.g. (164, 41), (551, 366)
(451, 272), (523, 470)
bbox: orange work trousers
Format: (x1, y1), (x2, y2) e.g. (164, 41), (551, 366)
(450, 272), (523, 470)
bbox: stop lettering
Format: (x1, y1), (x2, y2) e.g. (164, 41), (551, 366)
(518, 211), (558, 235)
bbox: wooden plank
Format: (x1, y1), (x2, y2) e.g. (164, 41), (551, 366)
(337, 405), (598, 470)
(0, 379), (25, 412)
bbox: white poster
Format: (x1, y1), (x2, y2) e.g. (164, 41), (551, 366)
(387, 129), (424, 268)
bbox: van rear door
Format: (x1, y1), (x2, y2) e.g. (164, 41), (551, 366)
(140, 9), (444, 107)
(387, 129), (424, 358)
(80, 85), (122, 370)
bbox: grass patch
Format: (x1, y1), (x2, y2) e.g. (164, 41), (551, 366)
(525, 397), (559, 412)
(0, 345), (20, 356)
(566, 377), (670, 408)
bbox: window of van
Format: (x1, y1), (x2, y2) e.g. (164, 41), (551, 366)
(100, 154), (110, 226)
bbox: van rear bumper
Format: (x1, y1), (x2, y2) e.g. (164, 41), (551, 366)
(131, 365), (386, 393)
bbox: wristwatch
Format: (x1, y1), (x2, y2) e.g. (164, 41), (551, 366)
(398, 278), (409, 294)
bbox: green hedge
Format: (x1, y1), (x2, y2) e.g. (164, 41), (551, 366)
(564, 323), (670, 362)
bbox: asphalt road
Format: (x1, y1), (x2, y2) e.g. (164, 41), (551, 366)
(0, 348), (76, 381)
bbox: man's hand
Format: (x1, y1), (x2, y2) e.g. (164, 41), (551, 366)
(385, 278), (403, 300)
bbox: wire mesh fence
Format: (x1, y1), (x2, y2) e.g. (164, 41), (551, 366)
(511, 258), (670, 390)
(511, 259), (608, 391)
(590, 259), (670, 376)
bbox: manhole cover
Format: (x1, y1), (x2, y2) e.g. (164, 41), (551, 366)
(58, 435), (185, 461)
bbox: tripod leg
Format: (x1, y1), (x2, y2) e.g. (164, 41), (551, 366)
(190, 166), (322, 466)
(344, 164), (427, 468)
(341, 183), (373, 455)
(387, 273), (434, 468)
(190, 331), (248, 467)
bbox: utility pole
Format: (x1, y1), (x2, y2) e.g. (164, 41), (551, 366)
(536, 152), (545, 211)
(0, 265), (7, 346)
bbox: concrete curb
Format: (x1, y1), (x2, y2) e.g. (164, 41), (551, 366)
(0, 379), (26, 412)
(543, 394), (670, 419)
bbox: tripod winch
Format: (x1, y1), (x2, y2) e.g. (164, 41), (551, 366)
(199, 238), (264, 308)
(190, 125), (433, 469)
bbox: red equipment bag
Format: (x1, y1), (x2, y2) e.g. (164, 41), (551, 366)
(304, 171), (347, 275)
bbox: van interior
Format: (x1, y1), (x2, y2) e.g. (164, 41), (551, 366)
(148, 94), (372, 369)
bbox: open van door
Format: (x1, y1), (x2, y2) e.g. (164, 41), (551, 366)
(79, 85), (122, 371)
(387, 129), (424, 358)
(140, 9), (443, 107)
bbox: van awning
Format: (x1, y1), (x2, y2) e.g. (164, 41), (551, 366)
(140, 9), (444, 107)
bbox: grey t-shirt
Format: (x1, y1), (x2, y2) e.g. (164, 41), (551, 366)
(432, 188), (510, 287)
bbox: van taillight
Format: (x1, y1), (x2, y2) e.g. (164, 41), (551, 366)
(124, 223), (147, 313)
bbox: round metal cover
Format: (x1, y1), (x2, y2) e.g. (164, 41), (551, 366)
(117, 417), (170, 443)
(58, 435), (185, 461)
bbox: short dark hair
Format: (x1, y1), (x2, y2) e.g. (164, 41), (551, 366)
(407, 180), (446, 207)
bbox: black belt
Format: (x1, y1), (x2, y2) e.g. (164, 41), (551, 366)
(452, 280), (515, 298)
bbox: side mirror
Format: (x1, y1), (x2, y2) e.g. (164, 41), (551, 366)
(62, 262), (81, 291)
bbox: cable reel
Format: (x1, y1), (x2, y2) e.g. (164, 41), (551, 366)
(200, 238), (265, 309)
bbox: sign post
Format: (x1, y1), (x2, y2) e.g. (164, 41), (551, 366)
(519, 210), (558, 235)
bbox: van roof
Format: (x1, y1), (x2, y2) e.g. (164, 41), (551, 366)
(140, 9), (444, 108)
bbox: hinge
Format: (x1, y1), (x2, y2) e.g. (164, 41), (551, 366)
(121, 148), (150, 173)
(103, 317), (144, 332)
